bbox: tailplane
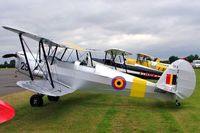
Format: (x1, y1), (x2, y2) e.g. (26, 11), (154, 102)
(156, 59), (196, 99)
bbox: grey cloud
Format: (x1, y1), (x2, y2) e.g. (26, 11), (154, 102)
(0, 0), (200, 63)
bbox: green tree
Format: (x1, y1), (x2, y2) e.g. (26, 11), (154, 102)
(4, 61), (8, 66)
(186, 54), (199, 63)
(169, 56), (179, 63)
(194, 54), (199, 60)
(9, 60), (15, 68)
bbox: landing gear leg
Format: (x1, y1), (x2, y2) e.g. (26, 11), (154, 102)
(30, 94), (44, 107)
(175, 99), (181, 107)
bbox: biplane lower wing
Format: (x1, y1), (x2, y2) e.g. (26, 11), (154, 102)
(17, 80), (76, 96)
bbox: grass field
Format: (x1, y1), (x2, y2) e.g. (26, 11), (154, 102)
(0, 68), (15, 70)
(0, 70), (199, 133)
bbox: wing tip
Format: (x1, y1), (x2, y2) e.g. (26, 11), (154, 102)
(2, 25), (9, 29)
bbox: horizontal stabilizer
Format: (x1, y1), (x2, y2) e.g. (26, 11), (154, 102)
(17, 80), (76, 96)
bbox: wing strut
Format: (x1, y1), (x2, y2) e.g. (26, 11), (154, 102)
(40, 40), (54, 88)
(19, 34), (34, 80)
(76, 50), (79, 60)
(122, 53), (127, 73)
(89, 52), (93, 67)
(104, 52), (107, 64)
(111, 51), (117, 70)
(51, 46), (58, 65)
(60, 48), (67, 60)
(47, 46), (51, 56)
(38, 42), (42, 63)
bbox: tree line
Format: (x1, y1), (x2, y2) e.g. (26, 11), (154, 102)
(0, 60), (15, 68)
(0, 54), (199, 68)
(168, 54), (199, 64)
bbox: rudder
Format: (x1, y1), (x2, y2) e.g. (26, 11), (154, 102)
(156, 59), (196, 99)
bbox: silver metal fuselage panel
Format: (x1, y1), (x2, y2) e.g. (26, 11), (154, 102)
(49, 59), (175, 100)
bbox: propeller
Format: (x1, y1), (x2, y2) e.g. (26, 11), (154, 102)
(2, 53), (17, 58)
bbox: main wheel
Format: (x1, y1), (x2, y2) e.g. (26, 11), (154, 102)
(30, 94), (43, 107)
(47, 96), (59, 102)
(175, 100), (181, 107)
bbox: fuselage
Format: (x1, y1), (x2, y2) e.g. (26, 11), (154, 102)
(92, 58), (162, 79)
(15, 51), (43, 77)
(126, 58), (168, 72)
(49, 58), (175, 100)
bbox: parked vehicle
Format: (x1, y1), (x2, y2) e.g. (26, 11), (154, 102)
(191, 60), (200, 68)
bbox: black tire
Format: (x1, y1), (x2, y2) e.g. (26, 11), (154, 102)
(47, 96), (59, 102)
(175, 100), (181, 107)
(30, 94), (43, 107)
(176, 102), (181, 107)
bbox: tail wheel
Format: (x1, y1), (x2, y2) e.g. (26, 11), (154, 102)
(30, 94), (43, 107)
(175, 100), (181, 107)
(47, 96), (59, 102)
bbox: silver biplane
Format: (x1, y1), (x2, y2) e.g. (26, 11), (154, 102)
(92, 48), (163, 79)
(2, 26), (196, 107)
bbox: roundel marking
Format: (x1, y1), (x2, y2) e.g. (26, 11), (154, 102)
(112, 76), (126, 90)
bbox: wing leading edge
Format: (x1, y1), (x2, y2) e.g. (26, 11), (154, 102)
(2, 26), (60, 47)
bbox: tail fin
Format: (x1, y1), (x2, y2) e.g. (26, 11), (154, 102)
(156, 59), (196, 99)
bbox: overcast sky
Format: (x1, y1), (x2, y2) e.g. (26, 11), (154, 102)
(0, 0), (200, 63)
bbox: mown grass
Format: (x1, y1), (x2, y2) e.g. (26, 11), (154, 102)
(0, 69), (199, 133)
(0, 68), (15, 70)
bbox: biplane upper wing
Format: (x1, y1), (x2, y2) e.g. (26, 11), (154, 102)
(137, 53), (153, 59)
(2, 26), (61, 47)
(64, 42), (86, 51)
(3, 26), (101, 52)
(105, 48), (132, 56)
(64, 42), (102, 52)
(17, 80), (76, 96)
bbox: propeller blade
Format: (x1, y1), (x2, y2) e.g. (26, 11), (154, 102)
(2, 54), (17, 58)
